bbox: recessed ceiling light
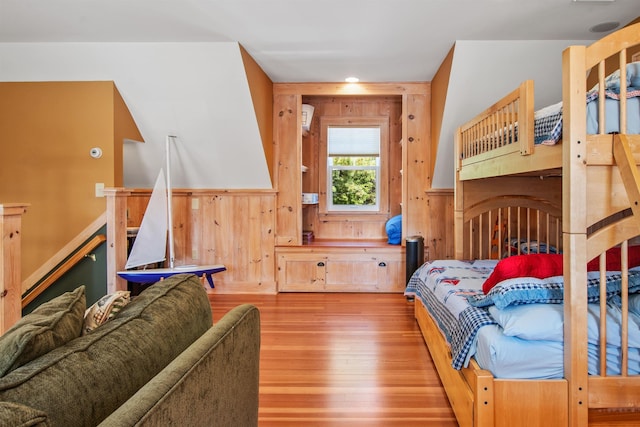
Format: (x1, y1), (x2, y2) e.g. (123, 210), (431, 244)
(589, 21), (620, 33)
(345, 77), (359, 83)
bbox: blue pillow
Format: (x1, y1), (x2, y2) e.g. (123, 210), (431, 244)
(489, 300), (640, 348)
(385, 215), (402, 245)
(467, 269), (640, 310)
(630, 293), (640, 317)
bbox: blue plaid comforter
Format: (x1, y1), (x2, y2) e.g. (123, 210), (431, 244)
(406, 258), (640, 371)
(405, 260), (498, 369)
(534, 102), (563, 145)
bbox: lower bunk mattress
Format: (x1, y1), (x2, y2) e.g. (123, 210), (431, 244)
(405, 259), (640, 379)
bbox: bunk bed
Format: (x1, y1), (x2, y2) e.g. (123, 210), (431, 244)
(407, 22), (640, 427)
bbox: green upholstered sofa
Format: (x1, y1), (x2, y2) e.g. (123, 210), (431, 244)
(0, 274), (261, 426)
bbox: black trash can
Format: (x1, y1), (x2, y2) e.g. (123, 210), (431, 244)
(405, 236), (424, 300)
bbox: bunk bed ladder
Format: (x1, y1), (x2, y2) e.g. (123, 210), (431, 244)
(612, 134), (640, 229)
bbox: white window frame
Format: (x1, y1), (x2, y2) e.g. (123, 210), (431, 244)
(319, 116), (389, 216)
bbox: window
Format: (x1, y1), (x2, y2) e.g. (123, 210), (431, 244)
(320, 117), (389, 215)
(327, 126), (380, 211)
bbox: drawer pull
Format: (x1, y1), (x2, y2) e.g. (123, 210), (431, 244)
(378, 262), (386, 267)
(317, 262), (325, 267)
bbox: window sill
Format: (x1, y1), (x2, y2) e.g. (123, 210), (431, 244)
(317, 212), (390, 222)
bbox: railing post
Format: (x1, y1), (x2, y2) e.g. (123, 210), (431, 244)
(0, 203), (29, 334)
(104, 188), (131, 293)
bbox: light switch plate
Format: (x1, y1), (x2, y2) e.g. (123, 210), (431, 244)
(95, 182), (105, 197)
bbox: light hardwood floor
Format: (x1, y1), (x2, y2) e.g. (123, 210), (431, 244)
(209, 292), (457, 427)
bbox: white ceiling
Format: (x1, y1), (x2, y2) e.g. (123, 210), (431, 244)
(1, 0), (638, 83)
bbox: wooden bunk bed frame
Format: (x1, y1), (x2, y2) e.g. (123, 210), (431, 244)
(457, 79), (563, 181)
(415, 23), (640, 427)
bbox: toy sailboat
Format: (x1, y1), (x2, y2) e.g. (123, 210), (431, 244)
(117, 135), (226, 287)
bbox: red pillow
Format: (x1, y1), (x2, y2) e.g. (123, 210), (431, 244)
(586, 245), (640, 271)
(482, 246), (640, 294)
(482, 254), (563, 294)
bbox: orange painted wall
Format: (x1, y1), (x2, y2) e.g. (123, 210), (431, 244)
(0, 81), (142, 288)
(430, 44), (454, 178)
(240, 44), (274, 186)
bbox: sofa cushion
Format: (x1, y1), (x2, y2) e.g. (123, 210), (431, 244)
(0, 274), (212, 427)
(0, 402), (49, 426)
(0, 286), (85, 377)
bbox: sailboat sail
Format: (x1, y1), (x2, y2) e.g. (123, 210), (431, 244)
(117, 135), (226, 287)
(124, 169), (168, 269)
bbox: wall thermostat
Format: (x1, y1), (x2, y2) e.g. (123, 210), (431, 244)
(90, 147), (103, 159)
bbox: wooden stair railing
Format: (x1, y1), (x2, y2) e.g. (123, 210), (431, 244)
(21, 234), (107, 309)
(0, 203), (29, 334)
(1, 206), (107, 334)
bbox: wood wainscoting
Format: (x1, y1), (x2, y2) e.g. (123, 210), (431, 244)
(105, 188), (277, 294)
(106, 187), (453, 295)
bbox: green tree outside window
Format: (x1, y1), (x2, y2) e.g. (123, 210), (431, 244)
(331, 157), (377, 206)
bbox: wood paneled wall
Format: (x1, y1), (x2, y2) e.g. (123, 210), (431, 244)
(402, 93), (432, 242)
(273, 94), (302, 245)
(301, 95), (403, 240)
(423, 189), (454, 260)
(108, 189), (277, 294)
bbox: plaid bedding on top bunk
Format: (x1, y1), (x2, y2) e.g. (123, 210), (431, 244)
(405, 259), (497, 369)
(534, 84), (640, 146)
(534, 101), (563, 145)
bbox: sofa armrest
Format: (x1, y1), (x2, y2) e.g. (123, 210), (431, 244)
(98, 304), (260, 427)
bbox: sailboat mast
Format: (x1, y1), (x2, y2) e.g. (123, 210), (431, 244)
(118, 133), (227, 286)
(166, 135), (176, 269)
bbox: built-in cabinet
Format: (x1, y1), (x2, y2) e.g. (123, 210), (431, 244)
(276, 246), (405, 292)
(273, 82), (453, 292)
